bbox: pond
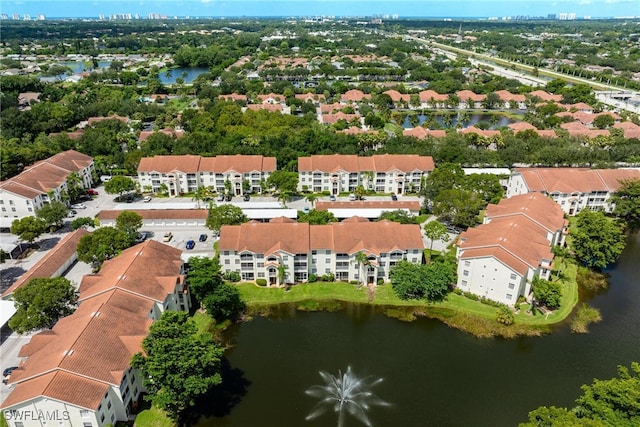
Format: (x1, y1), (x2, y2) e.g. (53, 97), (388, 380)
(59, 61), (111, 74)
(196, 232), (640, 427)
(158, 67), (209, 84)
(401, 113), (517, 129)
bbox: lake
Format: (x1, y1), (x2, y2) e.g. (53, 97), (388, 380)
(401, 113), (517, 129)
(196, 232), (640, 427)
(158, 67), (209, 84)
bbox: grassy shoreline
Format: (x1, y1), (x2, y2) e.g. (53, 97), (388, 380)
(237, 258), (579, 338)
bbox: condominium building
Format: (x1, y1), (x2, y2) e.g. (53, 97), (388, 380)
(456, 193), (566, 306)
(297, 154), (434, 195)
(137, 154), (276, 196)
(218, 216), (424, 285)
(0, 150), (94, 228)
(1, 241), (189, 427)
(506, 168), (640, 215)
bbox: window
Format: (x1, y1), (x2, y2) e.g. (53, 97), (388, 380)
(80, 410), (90, 418)
(461, 280), (468, 286)
(510, 273), (517, 280)
(325, 258), (330, 263)
(83, 424), (91, 427)
(325, 268), (331, 273)
(508, 283), (515, 290)
(101, 414), (105, 423)
(225, 259), (230, 264)
(464, 261), (470, 267)
(9, 200), (14, 205)
(11, 208), (15, 212)
(506, 294), (513, 300)
(463, 270), (469, 277)
(111, 414), (115, 422)
(107, 401), (112, 410)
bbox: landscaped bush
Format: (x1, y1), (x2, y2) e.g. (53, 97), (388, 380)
(309, 273), (318, 283)
(321, 273), (335, 282)
(256, 278), (267, 286)
(496, 305), (515, 326)
(349, 280), (359, 285)
(377, 278), (384, 286)
(223, 271), (241, 282)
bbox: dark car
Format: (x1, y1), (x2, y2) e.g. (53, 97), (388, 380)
(243, 194), (250, 201)
(199, 234), (208, 242)
(3, 366), (18, 377)
(185, 240), (196, 250)
(224, 194), (232, 202)
(135, 232), (148, 244)
(391, 193), (398, 201)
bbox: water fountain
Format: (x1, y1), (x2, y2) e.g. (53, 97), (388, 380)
(305, 366), (390, 427)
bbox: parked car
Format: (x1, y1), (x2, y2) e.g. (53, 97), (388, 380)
(135, 232), (148, 243)
(162, 232), (173, 242)
(349, 193), (356, 201)
(143, 196), (152, 203)
(185, 240), (196, 250)
(329, 194), (336, 202)
(3, 366), (18, 377)
(224, 194), (232, 202)
(71, 203), (86, 209)
(217, 193), (225, 202)
(303, 206), (310, 214)
(243, 194), (250, 201)
(86, 189), (99, 196)
(391, 193), (398, 201)
(199, 234), (208, 242)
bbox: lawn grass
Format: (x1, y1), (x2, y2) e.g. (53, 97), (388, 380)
(134, 405), (173, 427)
(237, 260), (580, 338)
(191, 310), (214, 334)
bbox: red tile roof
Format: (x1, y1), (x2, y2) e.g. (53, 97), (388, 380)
(403, 127), (446, 139)
(485, 193), (566, 234)
(137, 154), (276, 174)
(298, 154), (434, 173)
(341, 89), (371, 102)
(316, 201), (421, 211)
(514, 168), (640, 193)
(2, 229), (89, 297)
(1, 240), (184, 410)
(456, 90), (486, 102)
(418, 90), (448, 102)
(219, 218), (423, 256)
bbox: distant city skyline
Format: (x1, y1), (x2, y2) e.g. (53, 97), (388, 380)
(2, 0), (639, 19)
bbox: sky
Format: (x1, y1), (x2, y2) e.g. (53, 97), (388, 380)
(2, 0), (639, 19)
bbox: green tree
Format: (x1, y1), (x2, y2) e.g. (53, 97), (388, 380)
(131, 311), (223, 422)
(520, 363), (640, 427)
(298, 209), (337, 225)
(571, 210), (626, 270)
(304, 193), (318, 207)
(611, 178), (640, 229)
(390, 261), (454, 301)
(464, 173), (504, 204)
(10, 216), (47, 244)
(188, 257), (224, 304)
(354, 185), (366, 200)
(9, 277), (77, 333)
(206, 204), (248, 233)
(421, 163), (466, 203)
(267, 170), (298, 193)
(203, 283), (246, 323)
(433, 188), (483, 228)
(115, 211), (143, 238)
(423, 221), (450, 261)
(65, 172), (85, 202)
(592, 114), (615, 129)
(192, 186), (211, 209)
(532, 277), (562, 310)
(76, 227), (133, 267)
(36, 201), (68, 230)
(71, 217), (95, 230)
(104, 175), (136, 197)
(377, 210), (417, 224)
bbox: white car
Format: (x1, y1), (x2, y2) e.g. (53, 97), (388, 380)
(71, 203), (87, 209)
(143, 196), (152, 203)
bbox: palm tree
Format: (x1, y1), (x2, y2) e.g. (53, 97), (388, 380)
(277, 263), (288, 287)
(353, 251), (371, 286)
(278, 191), (290, 208)
(305, 193), (318, 208)
(192, 186), (209, 209)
